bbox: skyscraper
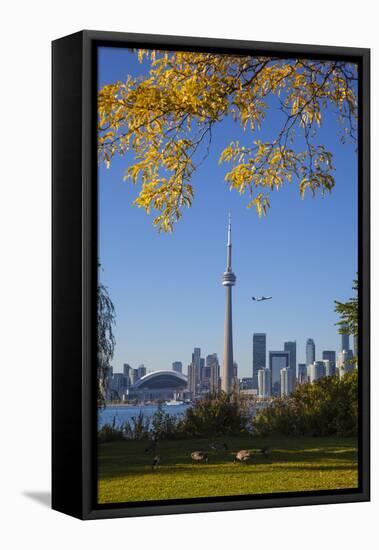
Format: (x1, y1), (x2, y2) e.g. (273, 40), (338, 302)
(322, 350), (336, 367)
(269, 351), (290, 395)
(200, 357), (205, 381)
(308, 361), (326, 383)
(123, 363), (132, 377)
(205, 354), (217, 380)
(187, 363), (197, 396)
(280, 367), (294, 396)
(337, 350), (354, 377)
(209, 355), (220, 394)
(130, 368), (139, 385)
(354, 334), (358, 359)
(233, 361), (239, 390)
(253, 333), (266, 390)
(172, 361), (183, 374)
(137, 364), (146, 379)
(122, 363), (132, 391)
(110, 373), (129, 400)
(323, 359), (336, 377)
(222, 214), (236, 393)
(192, 347), (201, 383)
(341, 330), (350, 352)
(306, 338), (316, 365)
(297, 363), (307, 384)
(258, 367), (271, 397)
(284, 341), (296, 371)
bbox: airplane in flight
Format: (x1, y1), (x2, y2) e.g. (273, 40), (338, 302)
(252, 296), (272, 302)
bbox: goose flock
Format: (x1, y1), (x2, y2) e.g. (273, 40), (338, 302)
(145, 437), (270, 470)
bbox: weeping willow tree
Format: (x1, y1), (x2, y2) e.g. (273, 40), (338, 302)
(98, 50), (357, 232)
(97, 279), (116, 407)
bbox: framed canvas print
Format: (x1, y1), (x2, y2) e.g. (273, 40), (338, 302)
(52, 30), (370, 520)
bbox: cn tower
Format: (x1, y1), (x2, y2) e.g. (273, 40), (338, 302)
(222, 213), (236, 393)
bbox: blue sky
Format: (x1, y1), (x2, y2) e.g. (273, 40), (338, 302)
(98, 47), (358, 377)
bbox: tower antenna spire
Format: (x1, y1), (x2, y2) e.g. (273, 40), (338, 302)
(226, 212), (232, 270)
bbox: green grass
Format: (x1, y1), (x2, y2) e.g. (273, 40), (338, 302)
(98, 435), (358, 504)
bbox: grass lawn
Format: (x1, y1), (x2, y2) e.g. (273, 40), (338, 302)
(98, 435), (358, 504)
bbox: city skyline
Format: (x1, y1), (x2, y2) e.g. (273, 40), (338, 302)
(110, 330), (349, 377)
(107, 334), (353, 401)
(98, 47), (357, 379)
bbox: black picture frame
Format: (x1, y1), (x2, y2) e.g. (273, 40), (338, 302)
(52, 30), (370, 520)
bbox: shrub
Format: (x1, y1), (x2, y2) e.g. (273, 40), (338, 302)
(180, 392), (248, 437)
(252, 370), (358, 437)
(97, 416), (124, 443)
(122, 411), (151, 440)
(150, 404), (182, 439)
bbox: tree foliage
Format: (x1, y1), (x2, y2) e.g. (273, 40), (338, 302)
(97, 280), (116, 407)
(252, 371), (358, 437)
(98, 50), (357, 231)
(335, 278), (358, 338)
(180, 392), (248, 437)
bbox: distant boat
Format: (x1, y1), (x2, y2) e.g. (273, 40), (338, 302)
(165, 399), (184, 406)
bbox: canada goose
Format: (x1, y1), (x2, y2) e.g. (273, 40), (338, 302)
(191, 451), (208, 464)
(234, 450), (253, 463)
(152, 455), (160, 470)
(260, 446), (269, 458)
(209, 441), (228, 451)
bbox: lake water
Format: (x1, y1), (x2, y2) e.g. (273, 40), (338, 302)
(98, 403), (190, 429)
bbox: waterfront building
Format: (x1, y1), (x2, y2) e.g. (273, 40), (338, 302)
(323, 359), (336, 377)
(222, 214), (237, 393)
(306, 338), (316, 366)
(200, 357), (205, 381)
(209, 363), (221, 393)
(192, 347), (201, 384)
(280, 367), (294, 396)
(253, 333), (266, 390)
(210, 357), (221, 394)
(240, 377), (254, 390)
(322, 352), (336, 377)
(172, 361), (183, 374)
(337, 350), (354, 377)
(258, 367), (271, 397)
(284, 341), (296, 371)
(204, 353), (220, 393)
(137, 364), (146, 379)
(109, 372), (129, 400)
(297, 363), (307, 384)
(308, 361), (326, 383)
(128, 370), (188, 401)
(322, 350), (336, 368)
(204, 354), (217, 380)
(129, 368), (139, 385)
(123, 363), (131, 377)
(269, 351), (290, 395)
(187, 363), (197, 396)
(233, 361), (239, 390)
